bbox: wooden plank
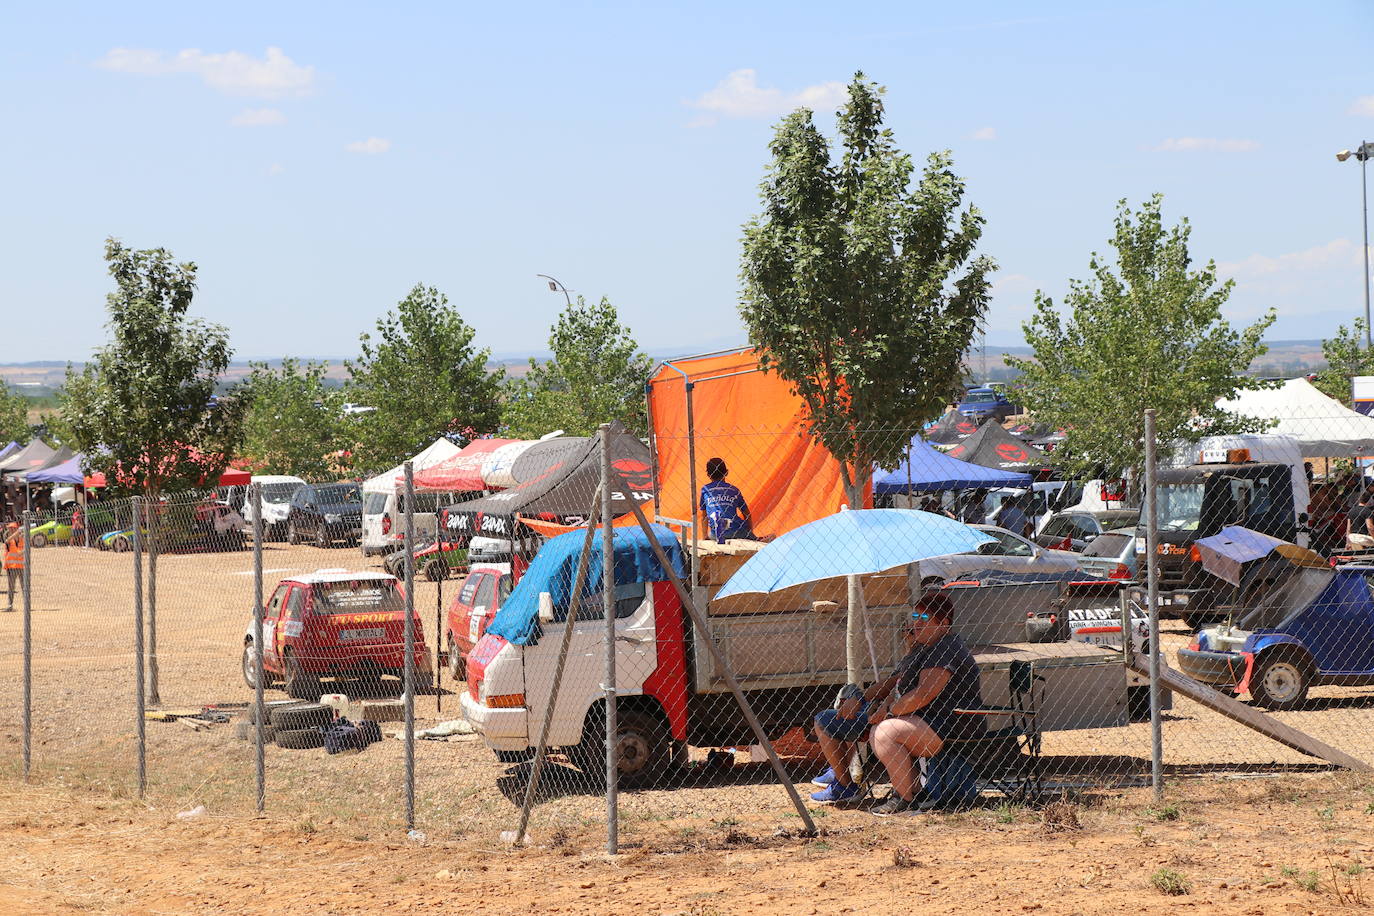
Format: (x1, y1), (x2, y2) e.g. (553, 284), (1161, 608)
(1125, 655), (1373, 773)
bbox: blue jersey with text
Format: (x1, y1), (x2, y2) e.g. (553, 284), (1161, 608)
(699, 480), (752, 543)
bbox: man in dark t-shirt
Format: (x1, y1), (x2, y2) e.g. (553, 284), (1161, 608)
(1347, 489), (1374, 550)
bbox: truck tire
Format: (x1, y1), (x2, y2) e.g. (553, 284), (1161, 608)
(1250, 652), (1312, 710)
(572, 708), (673, 790)
(275, 727), (325, 750)
(270, 702), (333, 731)
(282, 654), (323, 702)
(287, 523), (300, 546)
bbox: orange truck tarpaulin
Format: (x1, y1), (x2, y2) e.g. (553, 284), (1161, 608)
(648, 348), (868, 540)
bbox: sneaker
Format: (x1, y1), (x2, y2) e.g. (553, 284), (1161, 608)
(810, 781), (860, 803)
(810, 767), (837, 787)
(871, 793), (921, 816)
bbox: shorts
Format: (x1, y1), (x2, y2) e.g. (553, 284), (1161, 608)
(814, 705), (870, 742)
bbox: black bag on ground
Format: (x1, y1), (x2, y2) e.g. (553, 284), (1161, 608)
(323, 716), (382, 754)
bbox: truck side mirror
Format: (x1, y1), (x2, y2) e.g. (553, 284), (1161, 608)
(538, 592), (555, 623)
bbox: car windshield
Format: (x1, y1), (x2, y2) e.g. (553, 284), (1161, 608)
(261, 482), (303, 505)
(964, 391), (997, 403)
(313, 580), (405, 614)
(1158, 484), (1205, 531)
(316, 485), (361, 505)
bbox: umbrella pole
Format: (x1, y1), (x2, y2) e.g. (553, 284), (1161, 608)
(620, 495), (818, 836)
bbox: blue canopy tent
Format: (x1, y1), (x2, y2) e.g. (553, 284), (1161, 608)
(874, 436), (1033, 495)
(26, 453), (86, 485)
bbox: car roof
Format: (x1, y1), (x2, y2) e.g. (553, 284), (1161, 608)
(283, 568), (397, 585)
(251, 475), (305, 484)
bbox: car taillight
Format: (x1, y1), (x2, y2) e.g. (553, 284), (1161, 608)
(382, 515), (391, 535)
(1055, 537), (1073, 551)
(1109, 563), (1131, 580)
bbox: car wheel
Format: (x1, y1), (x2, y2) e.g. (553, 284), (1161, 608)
(283, 653), (322, 701)
(241, 641), (272, 690)
(111, 535), (131, 553)
(316, 525), (330, 548)
(29, 533), (47, 549)
(571, 708), (674, 790)
(425, 559), (449, 582)
(1250, 653), (1311, 710)
(287, 523), (300, 546)
(448, 635), (464, 680)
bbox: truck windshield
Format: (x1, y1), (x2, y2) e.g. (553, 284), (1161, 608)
(1158, 484), (1205, 531)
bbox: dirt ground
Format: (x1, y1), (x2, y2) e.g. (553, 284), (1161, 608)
(4, 542), (1374, 913)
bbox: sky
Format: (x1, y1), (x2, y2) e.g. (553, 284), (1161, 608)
(1, 1), (1372, 365)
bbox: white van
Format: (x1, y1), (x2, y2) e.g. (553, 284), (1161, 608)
(361, 488), (466, 557)
(240, 475), (307, 541)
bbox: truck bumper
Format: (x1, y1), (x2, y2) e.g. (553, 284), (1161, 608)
(460, 692), (528, 751)
(1176, 648), (1244, 687)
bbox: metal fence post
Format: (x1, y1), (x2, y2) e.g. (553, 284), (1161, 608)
(251, 484), (266, 812)
(21, 510), (32, 780)
(1144, 409), (1163, 801)
(132, 497), (146, 798)
(601, 425), (618, 855)
(403, 462), (416, 832)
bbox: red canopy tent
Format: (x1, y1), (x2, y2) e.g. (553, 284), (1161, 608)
(84, 449), (251, 489)
(410, 438), (521, 492)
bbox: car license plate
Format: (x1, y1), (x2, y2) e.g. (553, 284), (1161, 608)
(339, 628), (384, 641)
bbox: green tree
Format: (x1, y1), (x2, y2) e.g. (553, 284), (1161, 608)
(347, 284), (502, 472)
(1007, 196), (1275, 491)
(501, 296), (653, 438)
(237, 359), (348, 479)
(1311, 319), (1373, 403)
(0, 385), (29, 444)
(740, 73), (994, 681)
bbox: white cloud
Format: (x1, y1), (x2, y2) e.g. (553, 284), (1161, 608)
(1350, 96), (1374, 117)
(1218, 239), (1365, 281)
(231, 107), (286, 127)
(96, 46), (315, 98)
(685, 69), (847, 124)
(267, 163), (286, 176)
(345, 137), (391, 155)
(969, 126), (997, 141)
(1151, 137), (1260, 153)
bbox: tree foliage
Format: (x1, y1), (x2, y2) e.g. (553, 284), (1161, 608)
(347, 284), (502, 472)
(61, 238), (244, 496)
(0, 384), (29, 445)
(739, 73), (995, 502)
(501, 296), (653, 438)
(1311, 318), (1372, 403)
(237, 359), (348, 479)
(1007, 196), (1275, 488)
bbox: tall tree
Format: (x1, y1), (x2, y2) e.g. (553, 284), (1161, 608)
(347, 284), (502, 472)
(237, 359), (348, 479)
(501, 296), (653, 438)
(61, 238), (244, 705)
(1311, 318), (1373, 403)
(0, 385), (29, 444)
(740, 73), (994, 680)
(1007, 195), (1275, 491)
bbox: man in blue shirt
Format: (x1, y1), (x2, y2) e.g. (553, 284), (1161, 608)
(699, 457), (754, 543)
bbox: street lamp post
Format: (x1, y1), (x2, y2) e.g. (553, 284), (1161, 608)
(1337, 142), (1374, 348)
(536, 274), (573, 307)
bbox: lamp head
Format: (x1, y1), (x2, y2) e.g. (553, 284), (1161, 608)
(547, 280), (558, 292)
(1337, 149), (1353, 162)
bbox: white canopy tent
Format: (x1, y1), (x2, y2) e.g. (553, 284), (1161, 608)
(362, 438), (462, 494)
(1218, 378), (1374, 458)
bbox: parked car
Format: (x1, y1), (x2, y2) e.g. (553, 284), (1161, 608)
(1176, 564), (1374, 710)
(286, 483), (363, 547)
(241, 568), (431, 699)
(240, 475), (306, 541)
(916, 524), (1080, 588)
(1076, 527), (1139, 582)
(362, 488), (465, 557)
(957, 386), (1017, 423)
(27, 519), (73, 548)
(382, 539), (469, 582)
(444, 562), (513, 679)
(1035, 509), (1140, 552)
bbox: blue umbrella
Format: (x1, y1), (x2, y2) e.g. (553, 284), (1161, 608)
(716, 509), (995, 598)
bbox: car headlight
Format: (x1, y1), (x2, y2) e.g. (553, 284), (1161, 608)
(325, 514), (341, 523)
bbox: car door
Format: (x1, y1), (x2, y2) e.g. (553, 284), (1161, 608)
(1036, 515), (1073, 550)
(277, 586), (308, 663)
(262, 584), (290, 670)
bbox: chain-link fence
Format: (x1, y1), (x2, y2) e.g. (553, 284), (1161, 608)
(3, 407), (1374, 851)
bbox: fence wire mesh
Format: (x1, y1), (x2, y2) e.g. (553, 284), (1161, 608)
(3, 410), (1374, 848)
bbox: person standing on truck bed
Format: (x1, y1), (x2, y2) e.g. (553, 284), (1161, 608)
(699, 457), (754, 544)
(1347, 489), (1374, 550)
(808, 591), (984, 815)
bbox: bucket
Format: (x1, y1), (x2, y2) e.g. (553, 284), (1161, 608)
(320, 693), (349, 718)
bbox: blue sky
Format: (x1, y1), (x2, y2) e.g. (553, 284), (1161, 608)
(1, 1), (1371, 364)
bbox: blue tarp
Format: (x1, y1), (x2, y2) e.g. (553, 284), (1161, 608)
(874, 436), (1033, 495)
(0, 442), (17, 464)
(26, 453), (86, 485)
(486, 524), (685, 646)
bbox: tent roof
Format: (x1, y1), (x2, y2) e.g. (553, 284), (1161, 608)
(924, 409), (983, 445)
(362, 438), (463, 494)
(0, 442), (18, 464)
(875, 437), (1033, 494)
(0, 440), (57, 476)
(26, 453), (86, 485)
(946, 421), (1052, 471)
(12, 446), (74, 481)
(409, 438), (522, 492)
(1218, 378), (1374, 457)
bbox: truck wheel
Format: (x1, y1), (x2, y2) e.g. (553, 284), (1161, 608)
(1250, 654), (1311, 710)
(287, 523), (300, 546)
(283, 653), (323, 701)
(573, 709), (673, 790)
(448, 635), (464, 681)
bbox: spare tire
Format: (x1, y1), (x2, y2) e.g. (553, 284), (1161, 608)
(276, 727), (325, 750)
(234, 722), (277, 743)
(247, 700), (303, 725)
(270, 703), (333, 731)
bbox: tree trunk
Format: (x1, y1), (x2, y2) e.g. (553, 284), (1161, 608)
(841, 473), (867, 685)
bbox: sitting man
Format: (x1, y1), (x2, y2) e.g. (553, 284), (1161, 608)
(809, 591), (984, 815)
